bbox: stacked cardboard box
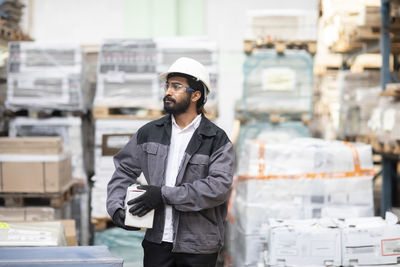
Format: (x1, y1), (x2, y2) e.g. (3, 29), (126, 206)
(91, 119), (149, 218)
(8, 117), (86, 182)
(0, 137), (72, 193)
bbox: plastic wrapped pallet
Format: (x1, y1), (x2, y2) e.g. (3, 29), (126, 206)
(245, 8), (319, 42)
(8, 117), (86, 181)
(94, 39), (160, 109)
(241, 49), (313, 115)
(229, 138), (374, 266)
(6, 42), (88, 111)
(0, 221), (66, 246)
(236, 121), (309, 155)
(368, 96), (400, 147)
(91, 119), (149, 218)
(337, 70), (381, 138)
(156, 37), (219, 116)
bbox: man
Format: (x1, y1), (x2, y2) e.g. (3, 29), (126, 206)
(107, 57), (235, 267)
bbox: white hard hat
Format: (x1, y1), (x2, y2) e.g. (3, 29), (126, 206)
(159, 57), (211, 95)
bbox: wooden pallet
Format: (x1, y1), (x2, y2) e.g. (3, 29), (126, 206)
(4, 108), (87, 119)
(350, 54), (393, 73)
(244, 39), (317, 55)
(0, 180), (78, 208)
(236, 109), (310, 125)
(93, 106), (218, 120)
(93, 106), (164, 120)
(382, 83), (400, 98)
(351, 26), (380, 42)
(91, 216), (112, 231)
(314, 53), (343, 76)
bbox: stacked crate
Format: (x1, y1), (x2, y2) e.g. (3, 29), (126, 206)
(3, 42), (91, 245)
(229, 6), (320, 265)
(0, 137), (77, 244)
(91, 119), (149, 222)
(91, 39), (159, 229)
(6, 42), (88, 111)
(229, 138), (375, 267)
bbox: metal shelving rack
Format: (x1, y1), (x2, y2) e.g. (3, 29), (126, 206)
(380, 0), (400, 216)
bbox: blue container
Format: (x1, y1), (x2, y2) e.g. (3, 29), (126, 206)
(241, 49), (313, 116)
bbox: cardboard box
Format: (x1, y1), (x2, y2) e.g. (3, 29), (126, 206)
(0, 154), (72, 193)
(102, 133), (133, 156)
(0, 137), (63, 154)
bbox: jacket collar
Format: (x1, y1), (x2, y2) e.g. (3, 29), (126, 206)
(155, 114), (216, 137)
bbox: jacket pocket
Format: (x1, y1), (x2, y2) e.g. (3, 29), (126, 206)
(185, 154), (209, 182)
(145, 143), (159, 179)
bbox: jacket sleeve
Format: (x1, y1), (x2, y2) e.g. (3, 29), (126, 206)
(106, 134), (143, 218)
(161, 140), (235, 212)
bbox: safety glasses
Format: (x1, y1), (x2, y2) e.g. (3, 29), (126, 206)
(163, 82), (195, 93)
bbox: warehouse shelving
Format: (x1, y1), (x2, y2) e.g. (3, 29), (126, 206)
(379, 0), (400, 216)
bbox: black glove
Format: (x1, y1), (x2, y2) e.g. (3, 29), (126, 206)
(128, 185), (163, 217)
(112, 208), (140, 231)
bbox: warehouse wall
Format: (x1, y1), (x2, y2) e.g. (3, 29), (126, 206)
(23, 0), (318, 135)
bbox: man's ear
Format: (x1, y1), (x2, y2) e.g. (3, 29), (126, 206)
(192, 91), (201, 102)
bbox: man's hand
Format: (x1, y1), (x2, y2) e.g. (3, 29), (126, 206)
(112, 208), (140, 230)
(128, 185), (162, 217)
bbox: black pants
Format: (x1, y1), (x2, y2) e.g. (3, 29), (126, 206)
(142, 239), (218, 267)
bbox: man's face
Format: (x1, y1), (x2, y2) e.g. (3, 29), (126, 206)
(163, 76), (192, 115)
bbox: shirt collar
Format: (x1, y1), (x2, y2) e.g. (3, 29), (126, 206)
(172, 114), (202, 132)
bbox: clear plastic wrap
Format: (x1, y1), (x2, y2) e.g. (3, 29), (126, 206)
(6, 42), (88, 111)
(241, 49), (313, 115)
(8, 117), (86, 180)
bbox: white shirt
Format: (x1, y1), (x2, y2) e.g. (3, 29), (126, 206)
(162, 114), (202, 242)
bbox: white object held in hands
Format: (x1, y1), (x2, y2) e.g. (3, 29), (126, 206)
(124, 184), (154, 229)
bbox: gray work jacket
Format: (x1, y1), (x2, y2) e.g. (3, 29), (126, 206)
(106, 114), (235, 253)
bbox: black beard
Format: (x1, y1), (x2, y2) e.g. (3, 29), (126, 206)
(163, 94), (191, 115)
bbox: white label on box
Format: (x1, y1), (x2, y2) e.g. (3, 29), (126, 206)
(261, 67), (295, 91)
(345, 246), (375, 254)
(382, 238), (400, 256)
(106, 136), (131, 149)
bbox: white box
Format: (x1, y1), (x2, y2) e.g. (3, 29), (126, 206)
(267, 219), (342, 267)
(124, 184), (154, 229)
(341, 217), (400, 266)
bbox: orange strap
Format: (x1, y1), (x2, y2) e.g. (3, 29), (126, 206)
(239, 140), (374, 182)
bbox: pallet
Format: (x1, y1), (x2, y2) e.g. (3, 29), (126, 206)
(313, 53), (343, 76)
(4, 108), (87, 119)
(355, 134), (400, 155)
(382, 83), (400, 98)
(351, 26), (380, 42)
(236, 110), (311, 125)
(91, 216), (112, 231)
(0, 180), (78, 208)
(350, 54), (392, 73)
(243, 39), (317, 55)
(93, 106), (164, 120)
